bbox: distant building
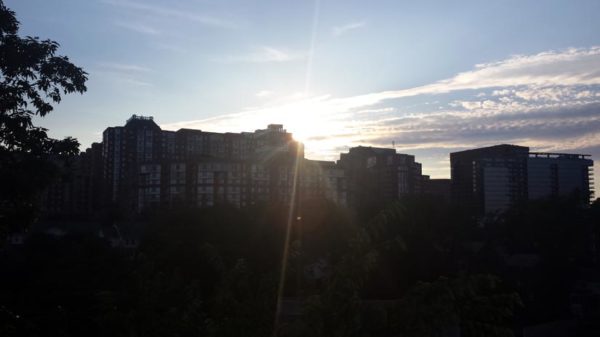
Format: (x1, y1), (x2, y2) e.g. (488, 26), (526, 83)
(44, 118), (596, 218)
(299, 160), (347, 206)
(450, 144), (594, 214)
(528, 152), (594, 203)
(41, 142), (103, 218)
(451, 145), (529, 214)
(102, 115), (163, 211)
(95, 115), (348, 212)
(337, 146), (426, 212)
(137, 157), (302, 209)
(422, 177), (451, 200)
(42, 116), (352, 215)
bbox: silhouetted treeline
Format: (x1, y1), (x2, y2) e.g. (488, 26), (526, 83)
(2, 196), (600, 336)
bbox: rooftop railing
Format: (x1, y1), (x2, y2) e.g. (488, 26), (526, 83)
(529, 152), (591, 159)
(127, 115), (154, 123)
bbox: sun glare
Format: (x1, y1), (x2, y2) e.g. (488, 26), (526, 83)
(271, 98), (351, 160)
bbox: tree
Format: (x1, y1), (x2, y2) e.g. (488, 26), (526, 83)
(391, 274), (522, 337)
(0, 1), (87, 233)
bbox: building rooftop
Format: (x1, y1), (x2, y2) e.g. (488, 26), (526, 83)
(124, 114), (160, 129)
(450, 144), (530, 158)
(529, 152), (592, 159)
(348, 146), (397, 155)
(126, 114), (154, 123)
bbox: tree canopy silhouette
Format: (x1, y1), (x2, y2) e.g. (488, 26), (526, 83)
(0, 1), (87, 232)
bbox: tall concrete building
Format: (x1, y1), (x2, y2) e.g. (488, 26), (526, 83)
(337, 146), (426, 213)
(41, 143), (103, 218)
(422, 177), (451, 200)
(102, 115), (163, 211)
(451, 144), (594, 214)
(97, 115), (347, 212)
(299, 160), (347, 206)
(528, 152), (594, 202)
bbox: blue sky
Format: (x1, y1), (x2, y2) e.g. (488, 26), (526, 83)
(7, 0), (600, 190)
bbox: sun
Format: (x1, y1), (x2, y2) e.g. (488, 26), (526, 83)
(272, 101), (352, 161)
(224, 93), (356, 160)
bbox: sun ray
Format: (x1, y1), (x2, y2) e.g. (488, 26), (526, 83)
(272, 143), (303, 335)
(304, 0), (321, 95)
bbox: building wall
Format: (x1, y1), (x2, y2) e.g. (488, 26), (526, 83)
(102, 115), (163, 212)
(483, 166), (511, 213)
(337, 146), (426, 212)
(299, 160), (347, 206)
(422, 178), (451, 200)
(39, 116), (358, 216)
(451, 145), (594, 215)
(528, 154), (594, 202)
(98, 117), (341, 212)
(41, 143), (103, 218)
(451, 145), (529, 214)
(46, 119), (596, 218)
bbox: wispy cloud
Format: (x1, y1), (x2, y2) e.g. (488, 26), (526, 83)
(114, 21), (160, 35)
(332, 21), (366, 37)
(95, 62), (154, 87)
(153, 43), (186, 53)
(256, 90), (273, 98)
(97, 62), (153, 73)
(162, 46), (600, 181)
(218, 47), (302, 63)
(350, 46), (600, 103)
(118, 78), (153, 87)
(102, 0), (237, 29)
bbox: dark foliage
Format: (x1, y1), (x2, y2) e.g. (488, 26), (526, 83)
(2, 197), (600, 336)
(0, 0), (87, 233)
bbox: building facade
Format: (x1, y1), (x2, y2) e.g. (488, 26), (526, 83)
(41, 143), (103, 218)
(451, 144), (594, 214)
(337, 146), (427, 213)
(102, 115), (163, 211)
(422, 178), (451, 200)
(94, 115), (349, 213)
(42, 116), (442, 217)
(528, 152), (594, 202)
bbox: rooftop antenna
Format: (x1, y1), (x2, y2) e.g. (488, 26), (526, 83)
(392, 140), (396, 149)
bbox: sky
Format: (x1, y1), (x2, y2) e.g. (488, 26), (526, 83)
(7, 0), (600, 192)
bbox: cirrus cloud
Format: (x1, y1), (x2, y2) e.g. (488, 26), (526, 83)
(162, 46), (600, 188)
(217, 46), (303, 63)
(332, 21), (366, 37)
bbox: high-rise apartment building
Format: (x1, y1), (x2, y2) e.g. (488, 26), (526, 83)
(422, 177), (451, 200)
(299, 160), (347, 206)
(97, 116), (345, 212)
(41, 116), (435, 216)
(337, 146), (426, 213)
(528, 152), (594, 202)
(451, 144), (594, 214)
(41, 143), (103, 217)
(102, 115), (163, 211)
(451, 145), (529, 214)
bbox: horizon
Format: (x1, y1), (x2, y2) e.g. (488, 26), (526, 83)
(7, 0), (600, 191)
(105, 112), (596, 168)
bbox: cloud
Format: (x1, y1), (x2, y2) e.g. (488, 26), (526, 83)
(95, 62), (154, 87)
(256, 90), (273, 98)
(97, 62), (153, 73)
(153, 43), (187, 53)
(114, 21), (160, 35)
(118, 78), (153, 87)
(332, 21), (366, 37)
(219, 47), (302, 63)
(339, 46), (600, 104)
(102, 0), (237, 28)
(162, 46), (600, 184)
